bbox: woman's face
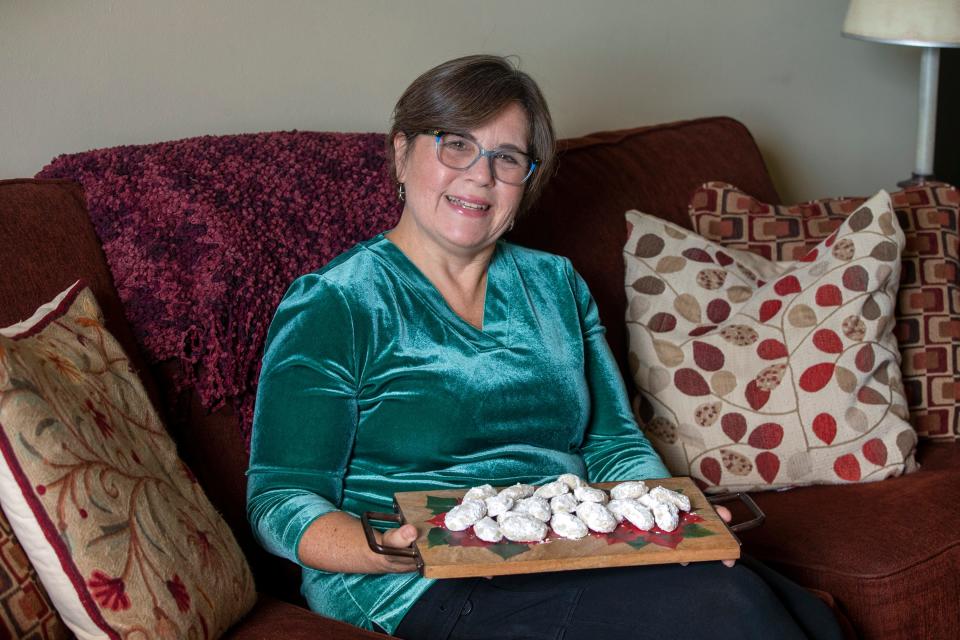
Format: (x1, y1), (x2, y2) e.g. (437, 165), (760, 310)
(394, 102), (528, 259)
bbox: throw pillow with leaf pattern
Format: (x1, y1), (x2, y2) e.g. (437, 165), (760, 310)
(624, 190), (918, 492)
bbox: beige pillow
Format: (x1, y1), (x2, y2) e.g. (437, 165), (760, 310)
(624, 190), (918, 492)
(0, 282), (256, 638)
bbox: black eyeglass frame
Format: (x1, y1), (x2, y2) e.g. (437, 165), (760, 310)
(429, 130), (539, 186)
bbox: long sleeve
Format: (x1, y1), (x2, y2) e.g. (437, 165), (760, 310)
(568, 263), (670, 482)
(246, 274), (359, 565)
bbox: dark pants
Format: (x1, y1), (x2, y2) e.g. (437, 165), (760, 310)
(394, 556), (843, 640)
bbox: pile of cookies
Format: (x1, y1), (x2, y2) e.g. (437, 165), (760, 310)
(442, 475), (691, 543)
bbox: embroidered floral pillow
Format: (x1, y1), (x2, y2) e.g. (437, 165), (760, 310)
(0, 282), (256, 638)
(689, 181), (960, 439)
(624, 190), (918, 492)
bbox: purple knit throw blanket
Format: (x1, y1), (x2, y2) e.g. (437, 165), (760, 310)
(38, 131), (402, 444)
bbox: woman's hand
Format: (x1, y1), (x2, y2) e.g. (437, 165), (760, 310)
(714, 505), (736, 568)
(375, 523), (420, 572)
(297, 511), (420, 574)
(680, 505), (736, 568)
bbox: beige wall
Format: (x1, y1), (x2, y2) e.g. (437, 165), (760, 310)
(1, 0), (920, 202)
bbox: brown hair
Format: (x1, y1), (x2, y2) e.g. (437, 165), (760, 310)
(387, 54), (556, 215)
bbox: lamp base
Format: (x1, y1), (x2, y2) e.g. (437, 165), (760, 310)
(897, 173), (937, 188)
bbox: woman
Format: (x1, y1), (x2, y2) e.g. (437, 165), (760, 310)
(247, 55), (842, 639)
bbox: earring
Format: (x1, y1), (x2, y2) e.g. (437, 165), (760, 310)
(398, 183), (406, 202)
(508, 217), (516, 232)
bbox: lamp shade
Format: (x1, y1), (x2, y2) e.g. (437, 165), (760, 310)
(843, 0), (960, 47)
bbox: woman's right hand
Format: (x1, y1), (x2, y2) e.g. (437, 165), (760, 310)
(375, 523), (420, 572)
(297, 511), (420, 574)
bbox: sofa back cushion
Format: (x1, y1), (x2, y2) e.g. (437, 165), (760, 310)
(513, 117), (780, 382)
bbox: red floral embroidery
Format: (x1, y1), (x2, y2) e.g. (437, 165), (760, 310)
(166, 574), (190, 612)
(84, 399), (114, 438)
(88, 570), (131, 611)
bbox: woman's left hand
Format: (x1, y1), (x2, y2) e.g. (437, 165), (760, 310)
(680, 505), (736, 568)
(714, 505), (736, 568)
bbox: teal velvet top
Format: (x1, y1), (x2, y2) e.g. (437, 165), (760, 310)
(247, 234), (669, 633)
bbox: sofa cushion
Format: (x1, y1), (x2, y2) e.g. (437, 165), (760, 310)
(689, 182), (960, 439)
(513, 117), (781, 387)
(623, 191), (918, 491)
(0, 282), (256, 638)
(738, 440), (960, 639)
(0, 179), (165, 417)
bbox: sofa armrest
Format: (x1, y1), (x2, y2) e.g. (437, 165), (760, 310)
(223, 595), (392, 639)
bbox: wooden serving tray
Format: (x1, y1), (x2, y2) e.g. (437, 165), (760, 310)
(369, 477), (744, 579)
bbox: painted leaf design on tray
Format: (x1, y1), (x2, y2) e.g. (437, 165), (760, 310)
(688, 325), (716, 337)
(715, 251), (734, 266)
(425, 496), (460, 516)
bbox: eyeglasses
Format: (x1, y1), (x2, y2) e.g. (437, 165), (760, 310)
(430, 130), (538, 186)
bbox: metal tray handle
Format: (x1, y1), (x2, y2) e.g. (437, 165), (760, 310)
(707, 492), (765, 533)
(361, 511), (418, 558)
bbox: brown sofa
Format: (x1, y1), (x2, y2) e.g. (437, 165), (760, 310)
(1, 116), (957, 639)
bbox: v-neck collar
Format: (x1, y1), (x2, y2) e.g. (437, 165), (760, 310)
(365, 234), (513, 351)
